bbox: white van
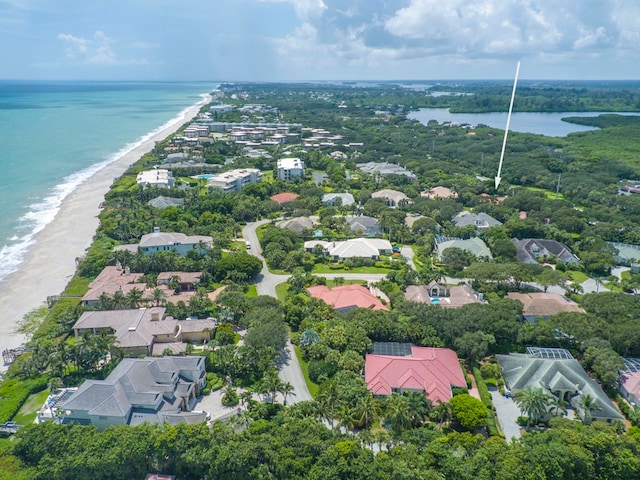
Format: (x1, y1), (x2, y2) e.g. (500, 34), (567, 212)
(245, 241), (251, 249)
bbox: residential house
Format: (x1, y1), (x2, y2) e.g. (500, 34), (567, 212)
(513, 238), (579, 266)
(371, 189), (412, 208)
(365, 343), (466, 404)
(356, 161), (416, 179)
(157, 271), (201, 292)
(609, 242), (640, 266)
(147, 196), (185, 209)
(277, 157), (305, 181)
(435, 236), (492, 260)
(506, 292), (585, 321)
(136, 169), (174, 188)
(497, 348), (623, 423)
(138, 228), (212, 256)
(270, 192), (300, 204)
(207, 168), (261, 192)
(307, 284), (387, 313)
(345, 215), (381, 237)
(619, 359), (640, 406)
(421, 186), (457, 200)
(277, 216), (315, 235)
(452, 211), (502, 230)
(305, 238), (392, 260)
(404, 281), (484, 308)
(61, 356), (208, 430)
(162, 152), (188, 164)
(81, 266), (147, 307)
(321, 192), (355, 207)
(72, 307), (216, 357)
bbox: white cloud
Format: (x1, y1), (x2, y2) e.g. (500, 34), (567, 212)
(58, 30), (117, 64)
(258, 0), (326, 21)
(259, 0), (640, 78)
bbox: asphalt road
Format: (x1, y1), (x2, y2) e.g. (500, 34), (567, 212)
(242, 221), (311, 403)
(241, 221), (392, 404)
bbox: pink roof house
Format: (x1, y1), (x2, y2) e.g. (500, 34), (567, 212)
(365, 346), (466, 404)
(270, 192), (300, 204)
(620, 372), (640, 406)
(307, 284), (387, 313)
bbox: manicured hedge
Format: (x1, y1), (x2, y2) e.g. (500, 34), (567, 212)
(0, 376), (48, 424)
(473, 367), (502, 438)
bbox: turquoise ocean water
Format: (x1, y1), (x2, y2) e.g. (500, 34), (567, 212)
(0, 81), (213, 282)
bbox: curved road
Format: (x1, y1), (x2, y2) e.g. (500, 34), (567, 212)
(242, 221), (387, 404)
(243, 221), (312, 403)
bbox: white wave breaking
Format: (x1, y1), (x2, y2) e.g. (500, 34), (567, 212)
(0, 97), (207, 283)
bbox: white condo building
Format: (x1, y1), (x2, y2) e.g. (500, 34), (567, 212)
(136, 169), (174, 188)
(207, 168), (262, 192)
(277, 157), (305, 181)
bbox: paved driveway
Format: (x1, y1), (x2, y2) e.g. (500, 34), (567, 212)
(490, 389), (522, 442)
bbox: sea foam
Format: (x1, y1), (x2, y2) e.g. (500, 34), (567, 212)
(0, 97), (205, 283)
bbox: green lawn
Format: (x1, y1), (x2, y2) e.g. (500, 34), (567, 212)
(275, 282), (289, 302)
(294, 345), (319, 398)
(525, 186), (565, 201)
(566, 270), (589, 283)
(325, 279), (365, 288)
(245, 285), (258, 298)
(13, 389), (50, 426)
(311, 264), (390, 274)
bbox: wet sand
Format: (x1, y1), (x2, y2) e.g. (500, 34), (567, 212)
(0, 96), (210, 370)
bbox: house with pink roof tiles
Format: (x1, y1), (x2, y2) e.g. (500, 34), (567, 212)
(365, 343), (466, 405)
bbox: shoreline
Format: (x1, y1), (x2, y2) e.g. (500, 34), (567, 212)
(0, 94), (211, 371)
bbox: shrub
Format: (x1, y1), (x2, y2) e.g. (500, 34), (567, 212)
(480, 363), (501, 380)
(221, 387), (239, 406)
(308, 360), (337, 384)
(452, 386), (469, 396)
(0, 376), (48, 423)
(484, 378), (497, 388)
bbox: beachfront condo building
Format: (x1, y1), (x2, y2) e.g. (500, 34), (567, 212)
(136, 169), (174, 188)
(206, 168), (261, 192)
(277, 157), (305, 181)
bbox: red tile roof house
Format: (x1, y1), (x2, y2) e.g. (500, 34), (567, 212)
(365, 346), (466, 404)
(620, 372), (640, 406)
(307, 284), (387, 314)
(270, 192), (300, 204)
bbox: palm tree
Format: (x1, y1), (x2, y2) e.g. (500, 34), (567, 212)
(405, 391), (433, 428)
(151, 288), (167, 306)
(126, 287), (145, 308)
(548, 396), (569, 417)
(514, 386), (551, 427)
(317, 381), (339, 429)
(111, 289), (128, 310)
(239, 391), (254, 410)
(578, 394), (602, 425)
(353, 393), (379, 429)
(280, 382), (296, 406)
(337, 405), (358, 433)
(384, 393), (412, 434)
(431, 401), (454, 427)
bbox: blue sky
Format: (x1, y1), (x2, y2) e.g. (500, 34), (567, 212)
(1, 0), (639, 81)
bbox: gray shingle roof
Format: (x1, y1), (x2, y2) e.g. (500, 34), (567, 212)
(497, 352), (622, 421)
(147, 196), (185, 209)
(62, 357), (205, 426)
(452, 211), (502, 229)
(512, 238), (579, 265)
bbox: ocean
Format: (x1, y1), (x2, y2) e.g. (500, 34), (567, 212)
(0, 81), (213, 283)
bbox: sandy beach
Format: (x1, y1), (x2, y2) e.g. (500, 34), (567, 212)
(0, 95), (210, 371)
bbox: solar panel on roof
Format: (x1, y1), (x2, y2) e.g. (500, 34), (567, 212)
(372, 342), (413, 357)
(623, 358), (640, 373)
(526, 346), (573, 360)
